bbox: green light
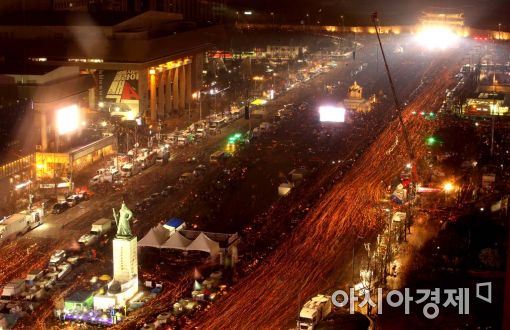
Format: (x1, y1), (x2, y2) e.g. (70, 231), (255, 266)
(234, 133), (242, 138)
(426, 136), (436, 145)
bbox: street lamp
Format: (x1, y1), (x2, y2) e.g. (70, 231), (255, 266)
(270, 12), (275, 25)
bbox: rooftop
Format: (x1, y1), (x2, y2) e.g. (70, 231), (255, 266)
(0, 11), (225, 67)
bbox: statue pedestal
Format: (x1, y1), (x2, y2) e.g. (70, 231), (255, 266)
(94, 236), (139, 311)
(113, 236), (138, 283)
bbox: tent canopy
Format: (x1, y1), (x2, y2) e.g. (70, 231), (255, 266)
(165, 218), (184, 229)
(137, 224), (170, 248)
(161, 231), (192, 250)
(186, 232), (220, 256)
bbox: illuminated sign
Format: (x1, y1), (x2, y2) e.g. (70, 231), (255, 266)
(319, 105), (346, 123)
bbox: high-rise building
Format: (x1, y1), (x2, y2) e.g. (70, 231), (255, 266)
(166, 0), (226, 23)
(50, 0), (226, 22)
(53, 0), (90, 11)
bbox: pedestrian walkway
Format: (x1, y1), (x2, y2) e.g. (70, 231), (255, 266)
(386, 211), (439, 289)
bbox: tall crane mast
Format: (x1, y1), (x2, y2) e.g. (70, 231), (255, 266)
(371, 12), (417, 242)
(371, 13), (416, 167)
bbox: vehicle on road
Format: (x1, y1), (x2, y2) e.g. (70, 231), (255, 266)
(193, 164), (206, 176)
(90, 167), (118, 185)
(137, 149), (157, 169)
(49, 250), (66, 266)
(52, 201), (70, 214)
(0, 209), (44, 244)
(298, 294), (332, 330)
(177, 135), (188, 146)
(135, 198), (153, 212)
(78, 218), (112, 246)
(161, 185), (175, 196)
(209, 151), (225, 164)
(120, 162), (141, 177)
(1, 279), (26, 300)
(179, 172), (194, 183)
(156, 148), (170, 164)
(65, 195), (80, 207)
(76, 191), (90, 201)
(195, 127), (207, 139)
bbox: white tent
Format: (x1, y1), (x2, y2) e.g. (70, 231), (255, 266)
(138, 224), (170, 248)
(161, 231), (192, 251)
(186, 232), (220, 256)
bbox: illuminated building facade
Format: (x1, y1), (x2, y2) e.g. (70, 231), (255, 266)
(420, 11), (465, 28)
(462, 92), (509, 117)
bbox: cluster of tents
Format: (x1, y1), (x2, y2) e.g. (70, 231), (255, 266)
(138, 224), (221, 256)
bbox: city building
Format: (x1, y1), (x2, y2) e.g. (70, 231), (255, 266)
(462, 92), (510, 117)
(51, 0), (226, 22)
(419, 9), (466, 36)
(266, 45), (304, 60)
(0, 10), (223, 210)
(420, 9), (465, 28)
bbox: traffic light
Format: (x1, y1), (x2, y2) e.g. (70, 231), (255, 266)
(244, 105), (250, 119)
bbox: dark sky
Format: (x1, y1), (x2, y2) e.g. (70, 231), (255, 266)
(229, 0), (510, 29)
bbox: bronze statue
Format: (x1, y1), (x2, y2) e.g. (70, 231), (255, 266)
(113, 202), (133, 238)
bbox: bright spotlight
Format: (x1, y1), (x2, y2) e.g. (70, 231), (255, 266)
(443, 182), (454, 193)
(319, 105), (346, 123)
(416, 26), (459, 50)
(56, 104), (79, 135)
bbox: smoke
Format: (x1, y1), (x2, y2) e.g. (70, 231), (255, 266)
(67, 14), (108, 59)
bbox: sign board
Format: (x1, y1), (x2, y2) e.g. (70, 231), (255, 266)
(319, 105), (346, 123)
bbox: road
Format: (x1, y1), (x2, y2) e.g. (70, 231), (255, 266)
(186, 45), (466, 328)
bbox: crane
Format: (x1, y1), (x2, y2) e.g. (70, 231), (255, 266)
(371, 12), (417, 242)
(371, 12), (417, 181)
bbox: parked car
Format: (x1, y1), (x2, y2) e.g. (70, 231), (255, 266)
(66, 195), (81, 207)
(179, 172), (194, 183)
(135, 198), (152, 212)
(49, 250), (66, 266)
(193, 164), (206, 176)
(52, 202), (70, 214)
(76, 191), (90, 201)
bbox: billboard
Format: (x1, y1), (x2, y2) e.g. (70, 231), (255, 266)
(319, 105), (346, 123)
(97, 70), (140, 119)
